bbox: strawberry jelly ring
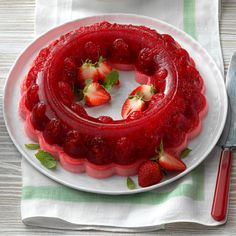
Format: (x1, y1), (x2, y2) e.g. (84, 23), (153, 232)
(20, 22), (207, 176)
(43, 45), (177, 136)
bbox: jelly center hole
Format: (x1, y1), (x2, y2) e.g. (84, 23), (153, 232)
(85, 70), (139, 120)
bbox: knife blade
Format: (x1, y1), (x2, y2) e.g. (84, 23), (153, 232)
(211, 52), (236, 221)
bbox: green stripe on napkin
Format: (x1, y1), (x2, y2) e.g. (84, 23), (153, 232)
(183, 0), (196, 39)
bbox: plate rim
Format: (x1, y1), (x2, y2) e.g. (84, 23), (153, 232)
(3, 13), (228, 195)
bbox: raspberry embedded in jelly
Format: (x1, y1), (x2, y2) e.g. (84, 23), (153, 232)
(30, 102), (49, 131)
(86, 136), (111, 165)
(63, 130), (86, 158)
(25, 84), (39, 110)
(71, 103), (88, 117)
(43, 118), (64, 145)
(84, 41), (101, 62)
(57, 81), (74, 107)
(97, 116), (113, 123)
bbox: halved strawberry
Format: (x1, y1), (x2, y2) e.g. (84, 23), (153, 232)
(155, 141), (186, 171)
(157, 142), (186, 172)
(159, 152), (186, 171)
(78, 60), (99, 88)
(138, 160), (163, 187)
(121, 96), (146, 119)
(78, 57), (118, 88)
(97, 58), (112, 83)
(158, 151), (186, 171)
(130, 84), (155, 102)
(83, 82), (111, 107)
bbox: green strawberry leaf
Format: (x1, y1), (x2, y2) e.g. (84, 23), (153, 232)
(180, 148), (192, 158)
(103, 70), (119, 90)
(35, 150), (57, 169)
(127, 177), (136, 190)
(24, 143), (40, 150)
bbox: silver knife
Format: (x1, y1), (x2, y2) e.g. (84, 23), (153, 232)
(211, 52), (236, 221)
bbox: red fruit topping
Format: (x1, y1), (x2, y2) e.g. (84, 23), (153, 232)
(154, 68), (168, 81)
(121, 96), (146, 119)
(110, 38), (131, 63)
(24, 68), (37, 90)
(126, 111), (143, 121)
(71, 103), (88, 117)
(136, 48), (156, 75)
(86, 136), (110, 165)
(130, 84), (155, 102)
(98, 116), (113, 123)
(43, 118), (63, 145)
(25, 84), (39, 110)
(114, 137), (135, 164)
(138, 160), (163, 187)
(159, 151), (186, 172)
(30, 102), (49, 131)
(63, 57), (77, 81)
(84, 82), (111, 107)
(58, 81), (74, 106)
(84, 41), (101, 62)
(63, 130), (86, 158)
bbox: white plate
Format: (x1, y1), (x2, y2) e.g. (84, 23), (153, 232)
(3, 14), (227, 195)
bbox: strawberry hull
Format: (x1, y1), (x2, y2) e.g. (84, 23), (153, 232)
(19, 22), (208, 178)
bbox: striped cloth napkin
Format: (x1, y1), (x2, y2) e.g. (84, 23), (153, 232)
(21, 0), (225, 231)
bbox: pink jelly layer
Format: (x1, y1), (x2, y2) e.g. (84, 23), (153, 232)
(19, 91), (208, 178)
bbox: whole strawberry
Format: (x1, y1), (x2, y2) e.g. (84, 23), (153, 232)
(138, 160), (163, 187)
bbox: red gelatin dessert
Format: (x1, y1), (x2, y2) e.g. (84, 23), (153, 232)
(19, 22), (207, 178)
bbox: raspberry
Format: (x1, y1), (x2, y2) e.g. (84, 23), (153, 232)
(110, 38), (132, 63)
(127, 111), (143, 121)
(84, 41), (101, 62)
(71, 103), (88, 117)
(136, 48), (156, 75)
(64, 57), (77, 82)
(58, 81), (74, 106)
(86, 136), (111, 165)
(114, 137), (135, 165)
(63, 130), (86, 158)
(25, 84), (39, 110)
(43, 118), (63, 145)
(30, 102), (49, 131)
(98, 116), (113, 123)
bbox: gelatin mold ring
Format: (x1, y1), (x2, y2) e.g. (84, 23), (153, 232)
(3, 14), (227, 195)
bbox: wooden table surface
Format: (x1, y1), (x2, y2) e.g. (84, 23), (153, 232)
(0, 0), (235, 235)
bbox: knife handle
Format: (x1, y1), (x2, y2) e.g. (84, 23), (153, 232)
(211, 148), (232, 221)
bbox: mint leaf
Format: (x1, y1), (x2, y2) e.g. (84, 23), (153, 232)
(180, 148), (192, 158)
(24, 143), (40, 150)
(35, 150), (57, 169)
(127, 177), (136, 190)
(103, 70), (119, 90)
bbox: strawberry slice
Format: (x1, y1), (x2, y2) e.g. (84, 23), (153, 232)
(121, 96), (146, 119)
(156, 141), (186, 172)
(78, 60), (99, 88)
(130, 84), (155, 102)
(158, 151), (186, 171)
(138, 160), (163, 187)
(78, 57), (115, 88)
(83, 82), (111, 107)
(97, 58), (113, 83)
